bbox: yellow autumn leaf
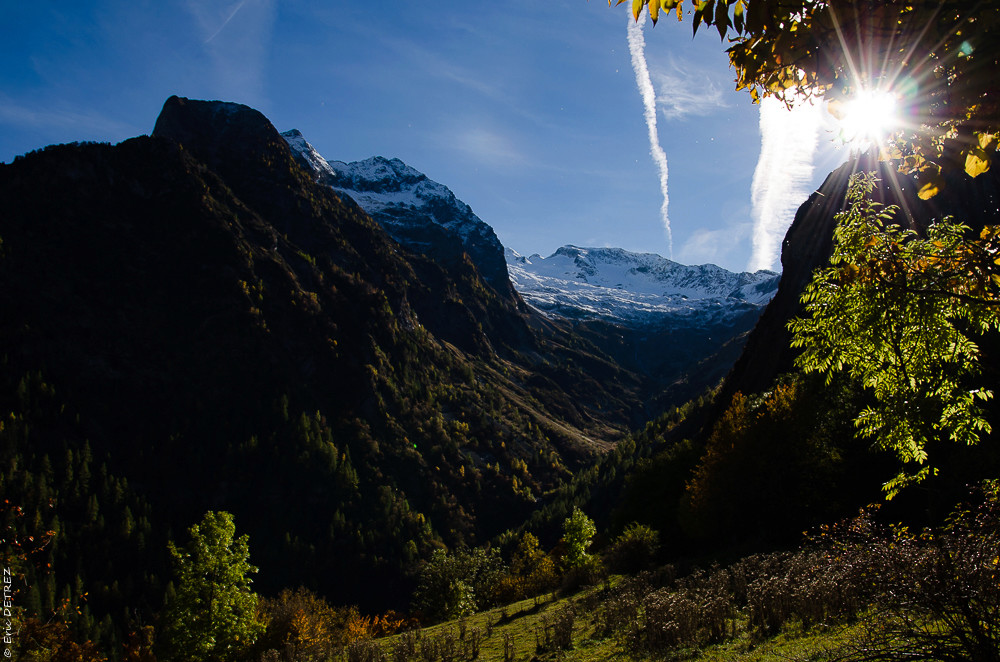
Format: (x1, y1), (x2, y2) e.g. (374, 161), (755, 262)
(918, 182), (940, 199)
(916, 168), (944, 200)
(965, 147), (991, 178)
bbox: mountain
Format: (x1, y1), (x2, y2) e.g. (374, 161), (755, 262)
(0, 96), (655, 619)
(282, 129), (515, 301)
(506, 245), (778, 325)
(507, 245), (779, 410)
(282, 129), (779, 411)
(532, 155), (1000, 566)
(721, 153), (1000, 403)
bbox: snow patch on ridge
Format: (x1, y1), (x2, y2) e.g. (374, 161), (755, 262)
(281, 129), (499, 250)
(507, 246), (779, 325)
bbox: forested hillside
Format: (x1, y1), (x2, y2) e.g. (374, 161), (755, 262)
(4, 93), (1000, 662)
(0, 97), (660, 650)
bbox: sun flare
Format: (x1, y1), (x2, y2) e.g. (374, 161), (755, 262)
(837, 89), (898, 148)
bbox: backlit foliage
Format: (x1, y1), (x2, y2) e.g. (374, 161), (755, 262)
(614, 0), (1000, 195)
(789, 172), (1000, 496)
(561, 508), (596, 569)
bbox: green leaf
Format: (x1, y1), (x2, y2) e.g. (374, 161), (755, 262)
(789, 173), (1000, 499)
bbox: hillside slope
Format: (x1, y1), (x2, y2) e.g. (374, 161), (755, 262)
(0, 97), (647, 613)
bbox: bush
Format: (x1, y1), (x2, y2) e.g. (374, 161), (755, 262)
(345, 640), (387, 662)
(412, 548), (505, 622)
(597, 483), (1000, 659)
(536, 606), (575, 653)
(559, 555), (606, 594)
(605, 522), (659, 574)
(256, 587), (349, 661)
(830, 483), (1000, 660)
(16, 619), (107, 662)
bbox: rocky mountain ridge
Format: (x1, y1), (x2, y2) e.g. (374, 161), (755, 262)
(281, 126), (780, 411)
(506, 245), (778, 326)
(0, 96), (660, 612)
(282, 129), (514, 299)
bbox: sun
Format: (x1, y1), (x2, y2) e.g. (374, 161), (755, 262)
(836, 89), (899, 148)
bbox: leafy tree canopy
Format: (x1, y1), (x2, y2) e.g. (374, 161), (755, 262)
(614, 0), (1000, 195)
(789, 172), (1000, 497)
(411, 547), (506, 622)
(562, 507), (597, 568)
(159, 511), (264, 662)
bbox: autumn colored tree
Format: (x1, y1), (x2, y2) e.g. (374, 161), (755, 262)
(684, 376), (857, 542)
(16, 619), (108, 662)
(615, 0), (1000, 196)
(495, 532), (560, 602)
(511, 532), (559, 596)
(257, 587), (346, 661)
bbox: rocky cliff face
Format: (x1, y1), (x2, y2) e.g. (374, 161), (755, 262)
(282, 123), (782, 412)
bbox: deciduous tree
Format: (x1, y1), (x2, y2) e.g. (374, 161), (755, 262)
(158, 511), (264, 662)
(789, 173), (1000, 496)
(562, 507), (596, 569)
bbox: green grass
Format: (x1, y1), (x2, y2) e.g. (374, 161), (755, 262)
(367, 580), (865, 662)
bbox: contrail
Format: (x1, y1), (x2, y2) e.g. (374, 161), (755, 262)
(205, 0), (248, 43)
(748, 97), (821, 271)
(627, 12), (672, 258)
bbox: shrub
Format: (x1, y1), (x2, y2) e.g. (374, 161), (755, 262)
(345, 640), (387, 662)
(412, 548), (505, 622)
(831, 483), (1000, 661)
(501, 632), (515, 662)
(16, 619), (107, 662)
(536, 606), (575, 653)
(559, 555), (606, 594)
(605, 522), (659, 574)
(256, 587), (348, 661)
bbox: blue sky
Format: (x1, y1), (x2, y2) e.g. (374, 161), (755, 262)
(1, 0), (855, 272)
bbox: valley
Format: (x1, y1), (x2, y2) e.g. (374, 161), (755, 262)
(3, 95), (1000, 662)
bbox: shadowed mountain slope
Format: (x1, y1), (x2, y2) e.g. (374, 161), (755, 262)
(0, 97), (656, 611)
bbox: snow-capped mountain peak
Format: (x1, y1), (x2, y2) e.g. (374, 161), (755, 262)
(281, 129), (337, 178)
(281, 129), (779, 328)
(506, 245), (779, 325)
(281, 130), (512, 292)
